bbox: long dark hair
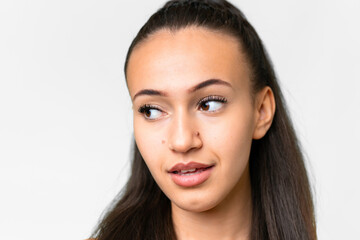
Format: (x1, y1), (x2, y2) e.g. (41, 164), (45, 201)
(91, 0), (316, 239)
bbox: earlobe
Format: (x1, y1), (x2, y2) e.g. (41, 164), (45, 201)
(252, 87), (276, 140)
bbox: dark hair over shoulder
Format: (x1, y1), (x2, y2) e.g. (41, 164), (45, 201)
(91, 1), (316, 239)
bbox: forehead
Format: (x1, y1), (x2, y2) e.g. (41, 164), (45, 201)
(126, 27), (251, 97)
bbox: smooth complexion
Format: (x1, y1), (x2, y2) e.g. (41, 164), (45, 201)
(127, 27), (275, 240)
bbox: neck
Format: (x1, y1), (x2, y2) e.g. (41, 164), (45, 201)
(171, 164), (252, 240)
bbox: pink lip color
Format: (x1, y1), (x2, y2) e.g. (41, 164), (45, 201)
(168, 162), (214, 187)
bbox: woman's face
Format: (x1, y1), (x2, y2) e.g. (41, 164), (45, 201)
(127, 27), (271, 212)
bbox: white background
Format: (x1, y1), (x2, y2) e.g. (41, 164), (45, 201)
(0, 0), (359, 239)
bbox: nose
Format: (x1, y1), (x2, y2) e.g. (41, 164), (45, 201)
(168, 110), (202, 153)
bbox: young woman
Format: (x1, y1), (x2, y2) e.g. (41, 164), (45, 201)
(91, 0), (316, 239)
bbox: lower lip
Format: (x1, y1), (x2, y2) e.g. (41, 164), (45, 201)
(169, 166), (214, 187)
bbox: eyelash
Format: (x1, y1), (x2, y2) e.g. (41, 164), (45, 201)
(197, 95), (227, 111)
(138, 95), (228, 119)
(138, 104), (162, 115)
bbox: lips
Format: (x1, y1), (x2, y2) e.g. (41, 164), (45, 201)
(168, 162), (213, 173)
(168, 162), (214, 187)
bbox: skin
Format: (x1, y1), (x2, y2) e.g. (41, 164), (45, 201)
(127, 27), (275, 240)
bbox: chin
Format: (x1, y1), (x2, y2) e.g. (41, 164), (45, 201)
(171, 194), (222, 213)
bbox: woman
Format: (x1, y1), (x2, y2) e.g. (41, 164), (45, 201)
(91, 0), (316, 239)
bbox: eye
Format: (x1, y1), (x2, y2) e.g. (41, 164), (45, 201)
(138, 104), (164, 120)
(198, 96), (227, 112)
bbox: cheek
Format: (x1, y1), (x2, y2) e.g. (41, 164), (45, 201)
(201, 106), (255, 172)
(133, 119), (165, 174)
(204, 106), (255, 150)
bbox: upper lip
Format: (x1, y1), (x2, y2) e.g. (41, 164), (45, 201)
(168, 162), (214, 173)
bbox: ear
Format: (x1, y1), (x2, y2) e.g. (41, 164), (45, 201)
(252, 86), (276, 140)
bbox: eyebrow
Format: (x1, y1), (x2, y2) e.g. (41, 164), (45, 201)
(132, 78), (232, 101)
